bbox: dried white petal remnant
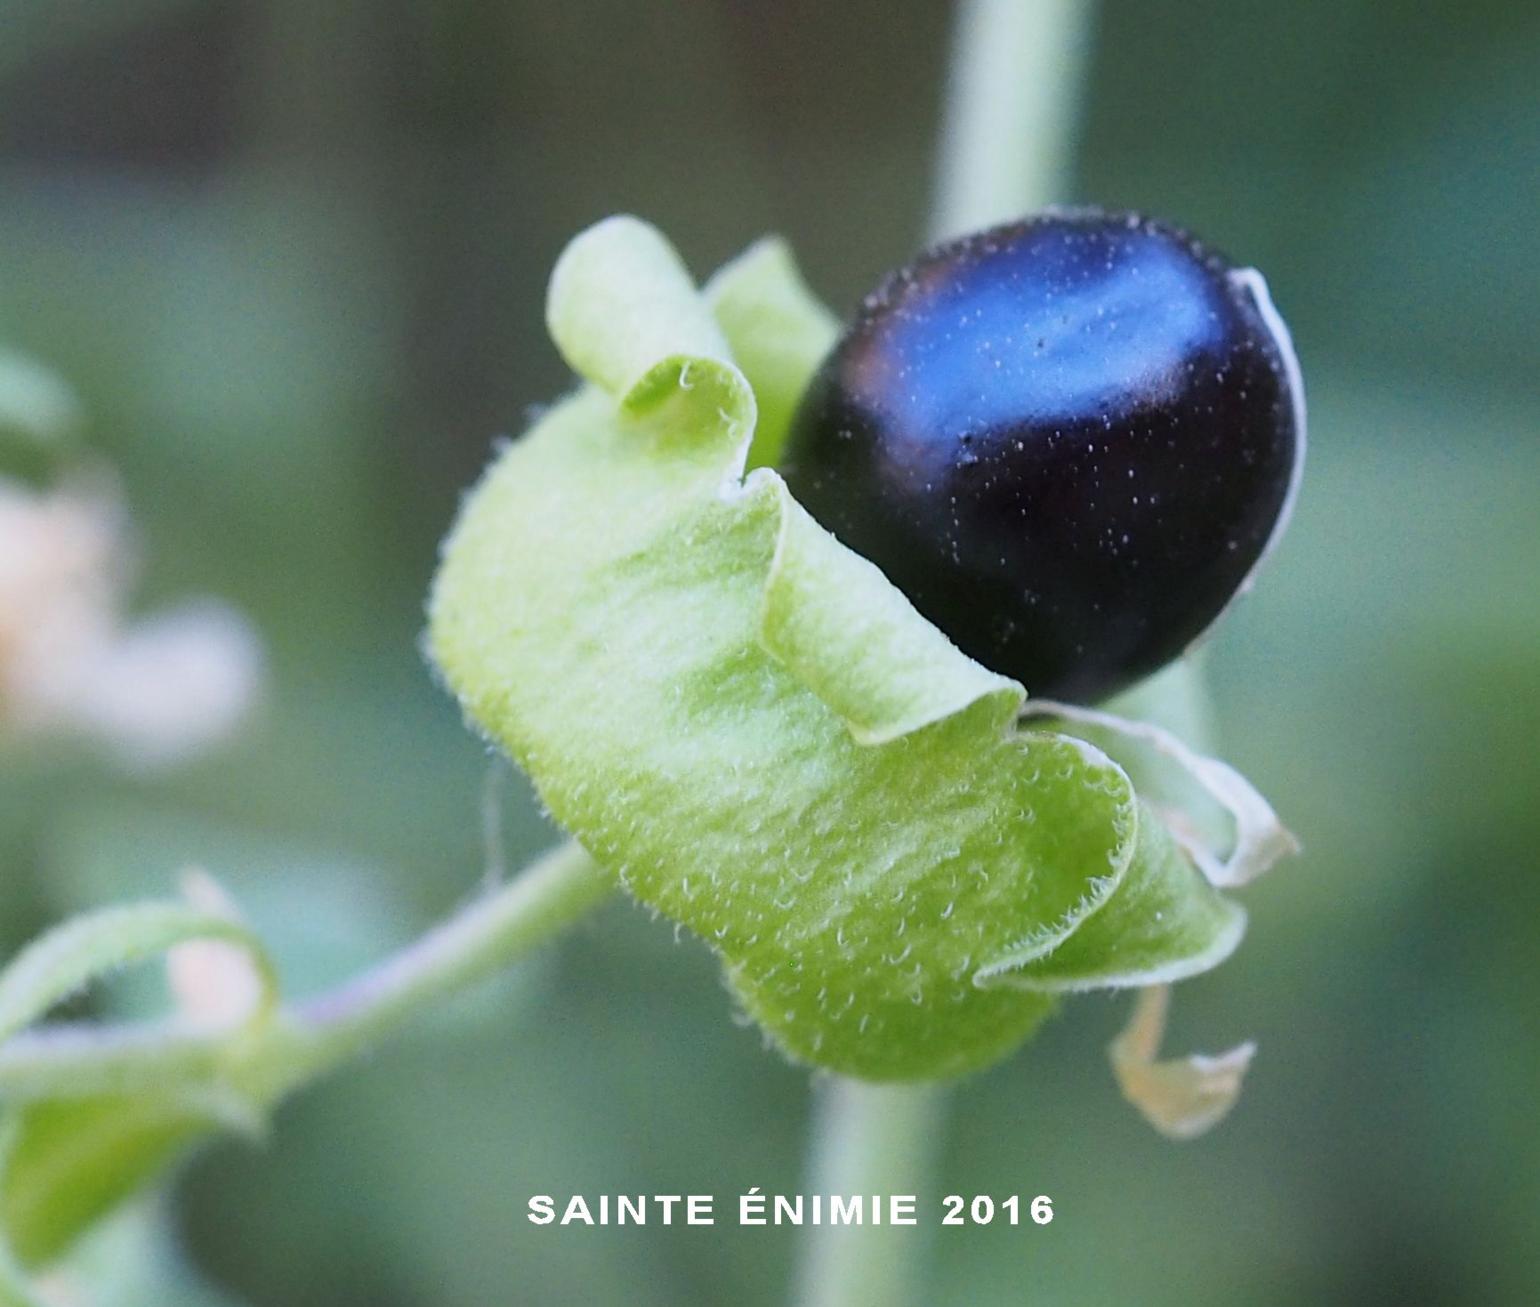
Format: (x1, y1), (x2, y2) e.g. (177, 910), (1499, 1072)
(1020, 698), (1299, 887)
(0, 474), (261, 767)
(1109, 984), (1254, 1140)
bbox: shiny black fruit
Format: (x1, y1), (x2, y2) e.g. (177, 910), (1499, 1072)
(781, 209), (1304, 704)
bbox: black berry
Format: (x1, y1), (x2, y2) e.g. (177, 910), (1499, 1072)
(781, 209), (1304, 704)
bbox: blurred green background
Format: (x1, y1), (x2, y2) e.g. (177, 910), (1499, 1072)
(2, 0), (1537, 1303)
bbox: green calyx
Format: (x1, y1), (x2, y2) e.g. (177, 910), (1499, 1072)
(428, 216), (1255, 1081)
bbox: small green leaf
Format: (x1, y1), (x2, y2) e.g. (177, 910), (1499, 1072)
(1, 1095), (232, 1270)
(0, 1118), (41, 1306)
(0, 904), (278, 1048)
(430, 218), (1255, 1081)
(0, 903), (279, 1268)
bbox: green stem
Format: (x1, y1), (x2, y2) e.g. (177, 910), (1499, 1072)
(792, 1078), (947, 1307)
(929, 0), (1095, 242)
(291, 840), (610, 1073)
(0, 842), (612, 1108)
(0, 1017), (242, 1103)
(791, 6), (1098, 1306)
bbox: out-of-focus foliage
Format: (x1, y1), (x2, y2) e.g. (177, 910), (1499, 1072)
(0, 0), (1535, 1303)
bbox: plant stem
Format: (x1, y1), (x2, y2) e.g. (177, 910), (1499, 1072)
(0, 842), (612, 1107)
(792, 1078), (947, 1307)
(287, 839), (610, 1078)
(791, 6), (1098, 1306)
(930, 0), (1095, 242)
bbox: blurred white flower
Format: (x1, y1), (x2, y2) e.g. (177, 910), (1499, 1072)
(0, 347), (82, 454)
(0, 472), (262, 769)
